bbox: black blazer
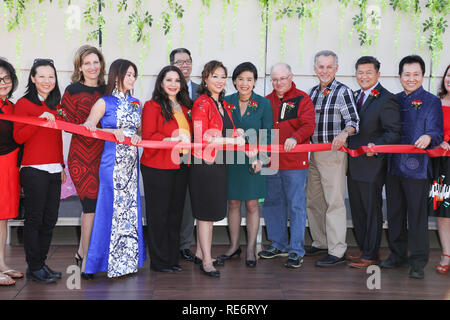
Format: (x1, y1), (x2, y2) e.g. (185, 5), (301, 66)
(348, 83), (401, 183)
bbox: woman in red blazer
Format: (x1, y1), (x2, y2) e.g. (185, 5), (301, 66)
(190, 60), (244, 277)
(141, 66), (193, 273)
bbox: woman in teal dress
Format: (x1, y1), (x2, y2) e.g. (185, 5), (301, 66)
(219, 62), (273, 267)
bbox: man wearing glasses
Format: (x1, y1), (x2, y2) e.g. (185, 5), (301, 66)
(169, 48), (198, 262)
(170, 48), (199, 102)
(258, 63), (315, 269)
(305, 50), (359, 267)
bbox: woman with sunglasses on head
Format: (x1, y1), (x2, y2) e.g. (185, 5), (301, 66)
(13, 58), (65, 283)
(61, 45), (106, 280)
(140, 65), (192, 273)
(190, 60), (245, 277)
(0, 59), (23, 286)
(83, 59), (146, 278)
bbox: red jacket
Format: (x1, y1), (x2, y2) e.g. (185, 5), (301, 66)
(140, 99), (192, 169)
(191, 94), (237, 162)
(266, 82), (315, 170)
(13, 97), (64, 166)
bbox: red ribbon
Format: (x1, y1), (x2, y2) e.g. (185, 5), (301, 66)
(2, 114), (449, 157)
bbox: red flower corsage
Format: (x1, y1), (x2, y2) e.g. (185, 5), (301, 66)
(130, 100), (140, 111)
(227, 103), (236, 111)
(249, 100), (258, 111)
(56, 108), (67, 120)
(322, 88), (331, 97)
(285, 101), (296, 111)
(411, 100), (423, 110)
(370, 89), (380, 98)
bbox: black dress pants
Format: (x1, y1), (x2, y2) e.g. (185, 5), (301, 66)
(385, 174), (429, 269)
(20, 167), (61, 271)
(347, 174), (384, 260)
(141, 164), (188, 270)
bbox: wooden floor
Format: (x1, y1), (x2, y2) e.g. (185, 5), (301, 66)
(0, 245), (448, 300)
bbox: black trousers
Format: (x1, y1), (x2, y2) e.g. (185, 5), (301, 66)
(385, 174), (429, 269)
(141, 164), (188, 270)
(347, 174), (384, 260)
(20, 167), (61, 271)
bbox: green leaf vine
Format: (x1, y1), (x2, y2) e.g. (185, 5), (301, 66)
(1, 0), (450, 71)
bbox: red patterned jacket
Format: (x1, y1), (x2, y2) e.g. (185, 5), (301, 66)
(191, 94), (237, 162)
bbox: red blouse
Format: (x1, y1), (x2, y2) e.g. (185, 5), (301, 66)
(13, 97), (64, 166)
(140, 99), (192, 169)
(191, 94), (237, 162)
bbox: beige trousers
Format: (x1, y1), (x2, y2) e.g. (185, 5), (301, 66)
(306, 150), (348, 258)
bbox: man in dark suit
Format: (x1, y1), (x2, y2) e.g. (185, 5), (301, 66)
(346, 56), (402, 268)
(169, 48), (199, 261)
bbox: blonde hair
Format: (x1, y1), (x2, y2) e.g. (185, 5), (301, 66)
(71, 45), (106, 86)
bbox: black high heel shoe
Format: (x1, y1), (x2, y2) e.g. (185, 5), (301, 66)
(81, 272), (94, 280)
(194, 256), (224, 266)
(75, 252), (83, 267)
(246, 254), (257, 268)
(200, 264), (220, 277)
(218, 247), (242, 260)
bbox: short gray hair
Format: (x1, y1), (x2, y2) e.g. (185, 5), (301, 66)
(270, 62), (292, 75)
(314, 50), (338, 66)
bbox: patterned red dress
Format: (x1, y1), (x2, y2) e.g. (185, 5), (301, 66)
(61, 82), (105, 213)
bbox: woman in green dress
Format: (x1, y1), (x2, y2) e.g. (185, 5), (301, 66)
(219, 62), (273, 267)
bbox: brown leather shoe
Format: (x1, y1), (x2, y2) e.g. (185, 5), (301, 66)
(345, 251), (362, 262)
(348, 258), (378, 269)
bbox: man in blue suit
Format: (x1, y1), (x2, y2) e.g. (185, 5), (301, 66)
(381, 55), (443, 279)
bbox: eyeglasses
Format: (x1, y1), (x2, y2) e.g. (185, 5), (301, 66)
(270, 75), (291, 84)
(0, 75), (12, 85)
(33, 58), (54, 65)
(174, 59), (192, 66)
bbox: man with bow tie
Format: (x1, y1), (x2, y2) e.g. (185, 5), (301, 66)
(346, 56), (401, 269)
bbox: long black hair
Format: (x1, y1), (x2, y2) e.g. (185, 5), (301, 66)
(105, 59), (138, 95)
(24, 59), (61, 110)
(152, 65), (192, 121)
(438, 65), (450, 99)
(0, 58), (18, 99)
